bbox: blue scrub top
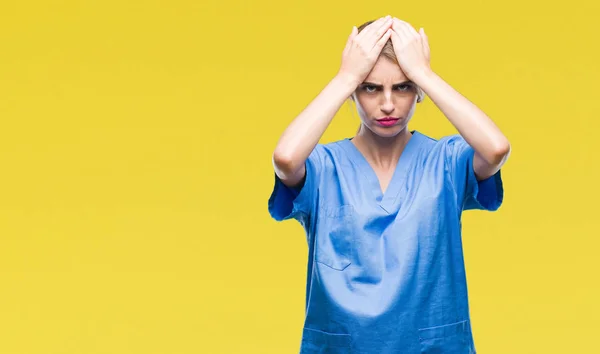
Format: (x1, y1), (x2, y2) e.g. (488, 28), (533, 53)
(268, 131), (503, 354)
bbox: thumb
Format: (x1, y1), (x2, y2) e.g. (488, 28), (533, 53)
(420, 28), (428, 42)
(343, 26), (357, 55)
(420, 28), (430, 60)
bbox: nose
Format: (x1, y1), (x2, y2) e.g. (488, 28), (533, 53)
(380, 94), (395, 115)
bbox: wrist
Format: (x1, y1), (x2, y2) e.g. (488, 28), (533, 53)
(409, 67), (436, 85)
(334, 72), (361, 92)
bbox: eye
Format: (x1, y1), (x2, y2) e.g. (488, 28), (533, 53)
(395, 84), (412, 91)
(361, 85), (378, 93)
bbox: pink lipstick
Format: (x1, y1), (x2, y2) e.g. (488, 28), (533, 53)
(375, 117), (400, 127)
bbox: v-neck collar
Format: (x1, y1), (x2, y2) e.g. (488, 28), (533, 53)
(340, 130), (425, 214)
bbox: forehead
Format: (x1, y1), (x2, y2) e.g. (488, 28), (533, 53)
(364, 56), (408, 83)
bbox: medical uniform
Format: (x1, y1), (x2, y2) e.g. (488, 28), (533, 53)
(268, 131), (503, 354)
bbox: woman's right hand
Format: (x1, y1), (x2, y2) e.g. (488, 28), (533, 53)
(337, 16), (394, 86)
(272, 17), (393, 184)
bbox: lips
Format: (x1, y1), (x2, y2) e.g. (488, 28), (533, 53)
(375, 117), (399, 127)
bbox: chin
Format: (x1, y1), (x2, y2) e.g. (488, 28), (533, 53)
(370, 124), (407, 138)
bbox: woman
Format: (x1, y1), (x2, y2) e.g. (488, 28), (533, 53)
(268, 15), (510, 354)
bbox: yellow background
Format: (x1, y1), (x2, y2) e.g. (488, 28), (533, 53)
(0, 0), (598, 353)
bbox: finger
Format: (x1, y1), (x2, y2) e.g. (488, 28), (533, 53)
(342, 26), (357, 56)
(369, 17), (393, 46)
(390, 28), (403, 49)
(398, 18), (419, 36)
(356, 16), (389, 42)
(347, 26), (357, 44)
(373, 28), (393, 52)
(393, 18), (419, 38)
(363, 16), (393, 49)
(356, 20), (382, 44)
(391, 21), (410, 42)
(354, 18), (382, 41)
(420, 28), (430, 58)
(420, 28), (429, 47)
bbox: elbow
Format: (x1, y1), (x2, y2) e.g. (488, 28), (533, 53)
(488, 140), (511, 165)
(272, 150), (299, 176)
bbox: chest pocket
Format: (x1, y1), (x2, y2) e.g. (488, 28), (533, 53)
(315, 205), (355, 271)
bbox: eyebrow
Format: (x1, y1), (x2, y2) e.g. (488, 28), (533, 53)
(361, 81), (414, 87)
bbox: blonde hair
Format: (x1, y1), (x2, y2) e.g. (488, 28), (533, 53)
(351, 20), (425, 135)
(355, 20), (425, 103)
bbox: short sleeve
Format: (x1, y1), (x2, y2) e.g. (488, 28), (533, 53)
(445, 135), (504, 211)
(267, 145), (324, 222)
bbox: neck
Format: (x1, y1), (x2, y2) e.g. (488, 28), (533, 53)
(352, 127), (413, 169)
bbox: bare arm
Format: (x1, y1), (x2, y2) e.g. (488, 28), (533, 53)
(272, 16), (394, 187)
(390, 19), (511, 181)
(272, 75), (358, 187)
(414, 70), (511, 180)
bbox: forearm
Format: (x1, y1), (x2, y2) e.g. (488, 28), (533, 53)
(273, 73), (358, 173)
(414, 70), (511, 164)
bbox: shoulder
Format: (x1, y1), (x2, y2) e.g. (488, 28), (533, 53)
(304, 139), (354, 180)
(316, 138), (348, 151)
(415, 131), (468, 155)
(310, 138), (350, 161)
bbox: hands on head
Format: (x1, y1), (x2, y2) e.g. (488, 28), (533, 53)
(338, 16), (431, 87)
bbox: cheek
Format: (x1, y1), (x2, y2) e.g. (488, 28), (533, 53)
(356, 95), (377, 112)
(395, 93), (418, 109)
(405, 98), (418, 117)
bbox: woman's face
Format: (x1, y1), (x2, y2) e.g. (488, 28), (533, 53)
(352, 56), (419, 138)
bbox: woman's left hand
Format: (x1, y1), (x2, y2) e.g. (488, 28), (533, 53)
(390, 18), (431, 81)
